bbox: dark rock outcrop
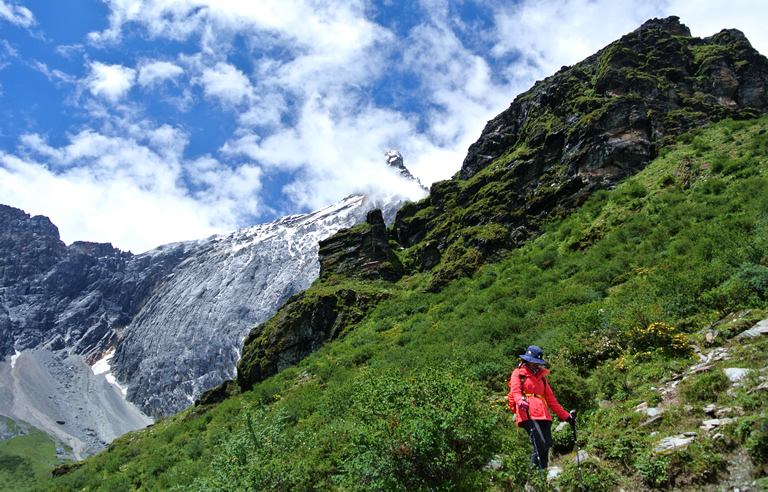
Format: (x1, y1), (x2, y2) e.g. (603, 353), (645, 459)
(392, 17), (768, 289)
(237, 288), (389, 390)
(195, 379), (240, 407)
(0, 205), (150, 361)
(318, 209), (403, 282)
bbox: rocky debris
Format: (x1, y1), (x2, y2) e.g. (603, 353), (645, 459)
(0, 349), (152, 460)
(724, 368), (752, 382)
(653, 433), (698, 453)
(635, 401), (663, 417)
(0, 415), (33, 441)
(483, 455), (503, 471)
(547, 466), (563, 480)
(704, 404), (745, 417)
(747, 380), (768, 394)
(736, 318), (768, 340)
(701, 418), (737, 432)
(689, 347), (732, 373)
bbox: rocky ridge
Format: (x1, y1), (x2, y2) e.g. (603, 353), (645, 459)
(393, 16), (768, 290)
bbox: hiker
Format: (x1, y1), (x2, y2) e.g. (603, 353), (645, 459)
(508, 345), (575, 471)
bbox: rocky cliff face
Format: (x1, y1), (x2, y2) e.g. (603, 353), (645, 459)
(112, 195), (376, 417)
(235, 209), (403, 391)
(392, 16), (768, 290)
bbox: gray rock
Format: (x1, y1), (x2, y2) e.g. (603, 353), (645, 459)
(653, 434), (696, 453)
(700, 418), (736, 431)
(724, 368), (751, 383)
(735, 318), (768, 340)
(0, 160), (426, 450)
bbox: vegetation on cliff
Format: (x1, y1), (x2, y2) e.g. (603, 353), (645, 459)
(47, 113), (768, 491)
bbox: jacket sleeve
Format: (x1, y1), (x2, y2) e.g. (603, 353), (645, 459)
(507, 368), (523, 413)
(543, 377), (571, 421)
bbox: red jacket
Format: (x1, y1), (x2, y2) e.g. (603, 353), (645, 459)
(508, 364), (570, 426)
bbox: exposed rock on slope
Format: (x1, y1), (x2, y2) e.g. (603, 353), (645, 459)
(318, 209), (403, 283)
(236, 287), (389, 390)
(236, 210), (403, 390)
(393, 16), (768, 289)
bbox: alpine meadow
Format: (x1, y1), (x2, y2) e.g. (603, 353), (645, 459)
(7, 16), (768, 491)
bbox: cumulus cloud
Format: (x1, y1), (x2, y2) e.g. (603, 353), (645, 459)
(2, 116), (266, 253)
(490, 0), (768, 80)
(86, 62), (137, 103)
(0, 0), (35, 28)
(138, 60), (184, 88)
(199, 62), (252, 107)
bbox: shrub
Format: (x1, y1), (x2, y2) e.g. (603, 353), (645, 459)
(342, 369), (499, 490)
(746, 419), (768, 464)
(555, 458), (619, 492)
(636, 452), (670, 488)
(621, 322), (693, 359)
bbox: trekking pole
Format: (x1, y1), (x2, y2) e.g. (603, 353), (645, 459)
(570, 410), (585, 492)
(524, 400), (544, 477)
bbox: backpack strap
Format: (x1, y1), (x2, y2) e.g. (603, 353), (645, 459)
(520, 369), (549, 408)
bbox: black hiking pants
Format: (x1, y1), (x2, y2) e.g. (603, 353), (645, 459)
(521, 419), (552, 470)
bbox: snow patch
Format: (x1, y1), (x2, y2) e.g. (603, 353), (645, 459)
(11, 350), (20, 369)
(91, 350), (129, 397)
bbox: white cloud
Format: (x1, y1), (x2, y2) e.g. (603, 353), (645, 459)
(138, 60), (184, 87)
(489, 0), (768, 82)
(490, 0), (664, 81)
(199, 61), (251, 106)
(3, 118), (266, 253)
(665, 0), (768, 55)
(0, 0), (35, 28)
(86, 62), (137, 103)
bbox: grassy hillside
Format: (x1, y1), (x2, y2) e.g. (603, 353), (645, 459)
(42, 116), (768, 490)
(0, 419), (73, 492)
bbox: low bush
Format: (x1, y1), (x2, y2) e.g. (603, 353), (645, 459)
(680, 369), (731, 403)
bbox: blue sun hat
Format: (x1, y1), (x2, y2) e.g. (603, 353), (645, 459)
(520, 345), (549, 365)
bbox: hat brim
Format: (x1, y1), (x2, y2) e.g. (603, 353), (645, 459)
(520, 354), (549, 365)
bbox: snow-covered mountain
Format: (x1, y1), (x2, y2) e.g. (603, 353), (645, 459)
(0, 153), (425, 458)
(112, 194), (375, 418)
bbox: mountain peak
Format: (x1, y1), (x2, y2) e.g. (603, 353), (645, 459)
(633, 15), (691, 37)
(385, 149), (427, 190)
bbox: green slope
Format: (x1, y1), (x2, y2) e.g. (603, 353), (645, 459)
(45, 116), (768, 491)
(0, 420), (73, 492)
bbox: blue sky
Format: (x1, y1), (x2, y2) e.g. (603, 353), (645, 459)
(1, 0), (766, 253)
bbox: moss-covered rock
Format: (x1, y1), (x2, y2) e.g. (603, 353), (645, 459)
(319, 209), (403, 283)
(236, 287), (389, 391)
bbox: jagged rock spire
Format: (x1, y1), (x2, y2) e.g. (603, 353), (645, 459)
(385, 150), (427, 190)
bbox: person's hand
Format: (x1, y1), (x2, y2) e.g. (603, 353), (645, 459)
(567, 410), (577, 425)
(518, 400), (529, 412)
